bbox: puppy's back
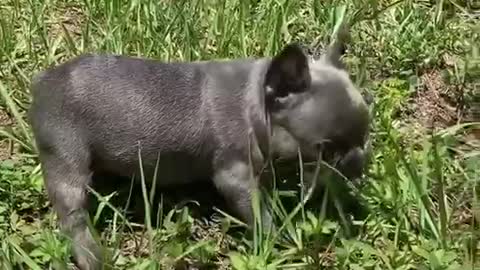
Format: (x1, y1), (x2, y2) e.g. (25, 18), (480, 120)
(29, 54), (213, 175)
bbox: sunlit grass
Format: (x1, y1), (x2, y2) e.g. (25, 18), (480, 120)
(0, 0), (479, 269)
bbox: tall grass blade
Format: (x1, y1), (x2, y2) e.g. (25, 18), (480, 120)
(137, 143), (154, 258)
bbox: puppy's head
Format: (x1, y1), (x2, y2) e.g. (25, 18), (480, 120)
(265, 26), (370, 180)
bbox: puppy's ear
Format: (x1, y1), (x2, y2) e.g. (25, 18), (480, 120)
(264, 43), (311, 99)
(321, 22), (351, 70)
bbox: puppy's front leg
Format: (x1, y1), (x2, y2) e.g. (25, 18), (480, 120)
(213, 160), (272, 228)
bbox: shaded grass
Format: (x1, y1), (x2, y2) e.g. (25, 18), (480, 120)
(0, 0), (479, 269)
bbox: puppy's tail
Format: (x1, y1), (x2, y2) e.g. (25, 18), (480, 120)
(321, 21), (351, 69)
(329, 21), (351, 58)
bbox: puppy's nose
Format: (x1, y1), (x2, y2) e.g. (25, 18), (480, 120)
(316, 141), (334, 162)
(338, 147), (365, 180)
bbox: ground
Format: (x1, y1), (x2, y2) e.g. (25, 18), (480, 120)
(0, 109), (12, 161)
(0, 0), (479, 269)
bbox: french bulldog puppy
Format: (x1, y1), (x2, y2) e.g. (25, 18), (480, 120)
(28, 27), (369, 269)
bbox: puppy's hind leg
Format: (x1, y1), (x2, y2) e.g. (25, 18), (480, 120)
(39, 150), (103, 270)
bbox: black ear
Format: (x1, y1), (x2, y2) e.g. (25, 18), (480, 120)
(264, 43), (311, 99)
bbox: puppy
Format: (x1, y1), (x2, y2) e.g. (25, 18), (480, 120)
(28, 27), (369, 269)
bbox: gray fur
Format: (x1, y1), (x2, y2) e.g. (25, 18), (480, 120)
(29, 31), (369, 270)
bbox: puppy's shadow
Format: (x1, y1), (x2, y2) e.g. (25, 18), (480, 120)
(88, 166), (369, 236)
(266, 162), (370, 235)
(89, 172), (229, 229)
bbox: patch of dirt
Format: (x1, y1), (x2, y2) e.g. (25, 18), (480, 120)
(0, 108), (12, 126)
(48, 3), (85, 44)
(0, 140), (11, 162)
(0, 108), (13, 161)
(404, 64), (479, 234)
(409, 69), (461, 130)
(115, 218), (234, 270)
(400, 61), (480, 163)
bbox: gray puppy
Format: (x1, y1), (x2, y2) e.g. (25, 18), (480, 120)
(28, 28), (369, 269)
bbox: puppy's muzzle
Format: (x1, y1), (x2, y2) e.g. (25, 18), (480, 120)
(336, 147), (366, 180)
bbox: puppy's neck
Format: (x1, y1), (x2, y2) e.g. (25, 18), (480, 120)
(242, 59), (276, 170)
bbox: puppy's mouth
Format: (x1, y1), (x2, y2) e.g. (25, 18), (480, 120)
(271, 140), (367, 181)
(302, 143), (366, 181)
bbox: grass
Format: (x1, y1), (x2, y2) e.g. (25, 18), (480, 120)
(0, 0), (479, 269)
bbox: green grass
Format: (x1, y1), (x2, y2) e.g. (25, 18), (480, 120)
(1, 0), (479, 269)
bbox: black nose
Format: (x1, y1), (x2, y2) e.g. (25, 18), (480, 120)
(317, 141), (335, 163)
(337, 147), (365, 179)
